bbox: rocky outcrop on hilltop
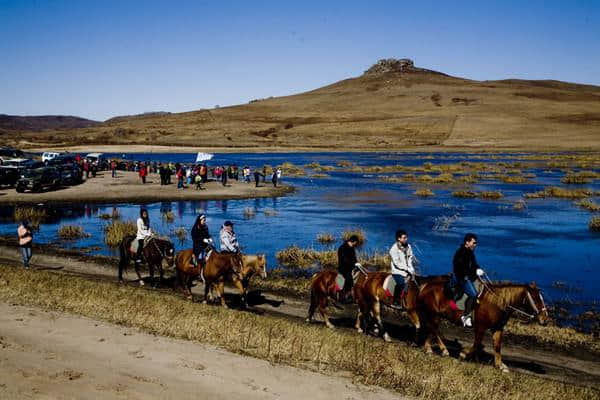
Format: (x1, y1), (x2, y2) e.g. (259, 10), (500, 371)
(364, 58), (444, 76)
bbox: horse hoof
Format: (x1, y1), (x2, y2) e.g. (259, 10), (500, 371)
(305, 318), (311, 324)
(442, 349), (450, 357)
(383, 333), (392, 342)
(356, 328), (363, 334)
(499, 363), (509, 373)
(326, 322), (334, 329)
(139, 281), (145, 286)
(459, 351), (467, 360)
(201, 300), (207, 304)
(426, 348), (434, 355)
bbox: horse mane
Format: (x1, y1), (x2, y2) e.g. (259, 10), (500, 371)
(483, 283), (528, 309)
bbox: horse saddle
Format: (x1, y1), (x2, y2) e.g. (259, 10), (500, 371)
(129, 239), (150, 254)
(383, 275), (397, 299)
(446, 278), (483, 311)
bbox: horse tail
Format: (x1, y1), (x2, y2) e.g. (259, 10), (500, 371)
(118, 236), (132, 280)
(307, 278), (318, 320)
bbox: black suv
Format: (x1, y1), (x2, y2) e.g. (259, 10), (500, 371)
(16, 167), (61, 193)
(59, 163), (82, 185)
(0, 166), (20, 187)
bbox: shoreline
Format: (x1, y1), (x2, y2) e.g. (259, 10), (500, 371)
(24, 144), (600, 154)
(0, 171), (293, 205)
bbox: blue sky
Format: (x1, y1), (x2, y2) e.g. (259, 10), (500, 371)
(1, 0), (598, 121)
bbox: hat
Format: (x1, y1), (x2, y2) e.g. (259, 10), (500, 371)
(224, 220), (233, 227)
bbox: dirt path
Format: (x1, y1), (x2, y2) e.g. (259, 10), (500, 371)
(0, 302), (402, 400)
(0, 245), (599, 391)
(0, 170), (292, 204)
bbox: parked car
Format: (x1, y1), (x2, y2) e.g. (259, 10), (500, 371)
(42, 152), (61, 163)
(2, 158), (44, 172)
(0, 147), (25, 164)
(85, 153), (108, 170)
(0, 166), (20, 187)
(16, 167), (61, 193)
(47, 154), (77, 167)
(58, 163), (82, 185)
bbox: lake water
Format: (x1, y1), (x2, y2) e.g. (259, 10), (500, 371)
(1, 152), (598, 326)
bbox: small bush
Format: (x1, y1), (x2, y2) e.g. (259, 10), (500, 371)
(162, 211), (175, 223)
(337, 160), (353, 167)
(174, 227), (187, 243)
(452, 191), (477, 198)
(589, 216), (600, 231)
(561, 174), (592, 184)
(104, 220), (137, 247)
(58, 225), (89, 240)
(341, 228), (366, 248)
(513, 199), (527, 211)
(264, 208), (279, 216)
(14, 206), (47, 229)
(316, 233), (336, 244)
(500, 175), (527, 184)
(479, 191), (504, 199)
(415, 188), (434, 197)
(433, 173), (454, 184)
(576, 199), (600, 212)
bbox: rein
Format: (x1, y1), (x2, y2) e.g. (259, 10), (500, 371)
(479, 274), (542, 320)
(150, 237), (174, 262)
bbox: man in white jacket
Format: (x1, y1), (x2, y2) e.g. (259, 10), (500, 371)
(220, 221), (240, 253)
(389, 229), (418, 304)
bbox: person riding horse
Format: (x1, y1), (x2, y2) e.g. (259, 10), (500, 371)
(135, 208), (153, 263)
(219, 220), (240, 253)
(337, 235), (360, 303)
(389, 229), (418, 306)
(191, 214), (212, 266)
(452, 233), (486, 327)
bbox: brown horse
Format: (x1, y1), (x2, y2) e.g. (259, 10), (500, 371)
(306, 268), (368, 328)
(213, 254), (267, 308)
(418, 278), (549, 371)
(353, 272), (421, 342)
(118, 235), (175, 287)
(174, 248), (243, 307)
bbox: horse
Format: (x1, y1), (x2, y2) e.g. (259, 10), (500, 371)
(174, 247), (243, 307)
(417, 277), (549, 372)
(353, 272), (421, 342)
(118, 235), (175, 287)
(213, 254), (267, 308)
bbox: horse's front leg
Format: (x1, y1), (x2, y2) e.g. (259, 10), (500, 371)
(148, 262), (157, 288)
(203, 279), (211, 304)
(493, 330), (509, 372)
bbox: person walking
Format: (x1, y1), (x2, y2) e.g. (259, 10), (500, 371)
(221, 166), (228, 186)
(17, 220), (33, 269)
(139, 162), (147, 184)
(111, 160), (117, 178)
(254, 170), (262, 187)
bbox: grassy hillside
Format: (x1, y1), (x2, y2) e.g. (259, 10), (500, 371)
(5, 60), (600, 151)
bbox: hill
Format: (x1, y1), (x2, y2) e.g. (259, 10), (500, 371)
(5, 59), (600, 151)
(0, 114), (100, 133)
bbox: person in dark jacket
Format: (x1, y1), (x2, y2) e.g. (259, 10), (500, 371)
(452, 233), (485, 327)
(191, 214), (211, 266)
(337, 235), (360, 303)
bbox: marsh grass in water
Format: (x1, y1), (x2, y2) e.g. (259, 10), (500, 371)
(452, 191), (478, 198)
(316, 232), (336, 245)
(415, 188), (435, 197)
(104, 220), (137, 247)
(99, 208), (121, 220)
(174, 227), (187, 243)
(264, 208), (279, 217)
(479, 191), (504, 199)
(0, 265), (596, 400)
(341, 228), (366, 247)
(243, 207), (256, 219)
(589, 216), (600, 232)
(161, 211), (175, 223)
(14, 206), (48, 229)
(576, 199), (600, 212)
(58, 225), (90, 240)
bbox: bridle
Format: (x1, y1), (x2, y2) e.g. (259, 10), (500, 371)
(150, 236), (174, 264)
(479, 273), (546, 320)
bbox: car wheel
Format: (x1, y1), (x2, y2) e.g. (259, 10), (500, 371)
(16, 186), (24, 193)
(32, 184), (41, 193)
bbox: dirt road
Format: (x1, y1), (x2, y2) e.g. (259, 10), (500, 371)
(0, 244), (598, 392)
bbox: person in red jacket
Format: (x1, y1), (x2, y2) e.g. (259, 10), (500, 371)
(139, 162), (147, 184)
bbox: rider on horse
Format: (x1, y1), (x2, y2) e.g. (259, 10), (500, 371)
(452, 233), (486, 327)
(135, 208), (153, 263)
(337, 235), (360, 303)
(389, 229), (418, 306)
(191, 214), (212, 266)
(219, 220), (240, 253)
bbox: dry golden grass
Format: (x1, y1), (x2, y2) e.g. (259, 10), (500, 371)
(513, 199), (527, 211)
(0, 265), (596, 400)
(277, 162), (306, 177)
(415, 188), (435, 197)
(479, 191), (504, 199)
(174, 226), (187, 242)
(341, 228), (366, 247)
(316, 232), (336, 245)
(452, 191), (478, 198)
(161, 211), (175, 223)
(243, 207), (256, 219)
(590, 216), (600, 231)
(264, 208), (279, 216)
(103, 220), (137, 247)
(310, 173), (329, 178)
(58, 225), (89, 240)
(561, 174), (593, 184)
(14, 206), (48, 229)
(576, 199), (600, 212)
(275, 246), (337, 269)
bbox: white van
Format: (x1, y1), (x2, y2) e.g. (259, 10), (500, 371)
(42, 152), (61, 163)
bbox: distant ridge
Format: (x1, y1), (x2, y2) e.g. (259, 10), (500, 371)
(0, 114), (100, 132)
(105, 111), (172, 124)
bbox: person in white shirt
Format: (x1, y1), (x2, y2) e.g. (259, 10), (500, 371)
(389, 229), (418, 305)
(135, 208), (153, 262)
(220, 221), (240, 253)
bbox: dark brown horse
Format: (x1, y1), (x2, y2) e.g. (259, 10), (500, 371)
(353, 272), (421, 342)
(418, 278), (549, 371)
(213, 254), (267, 308)
(118, 235), (175, 287)
(175, 248), (243, 307)
(306, 269), (368, 328)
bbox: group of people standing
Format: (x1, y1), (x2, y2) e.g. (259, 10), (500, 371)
(337, 231), (484, 327)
